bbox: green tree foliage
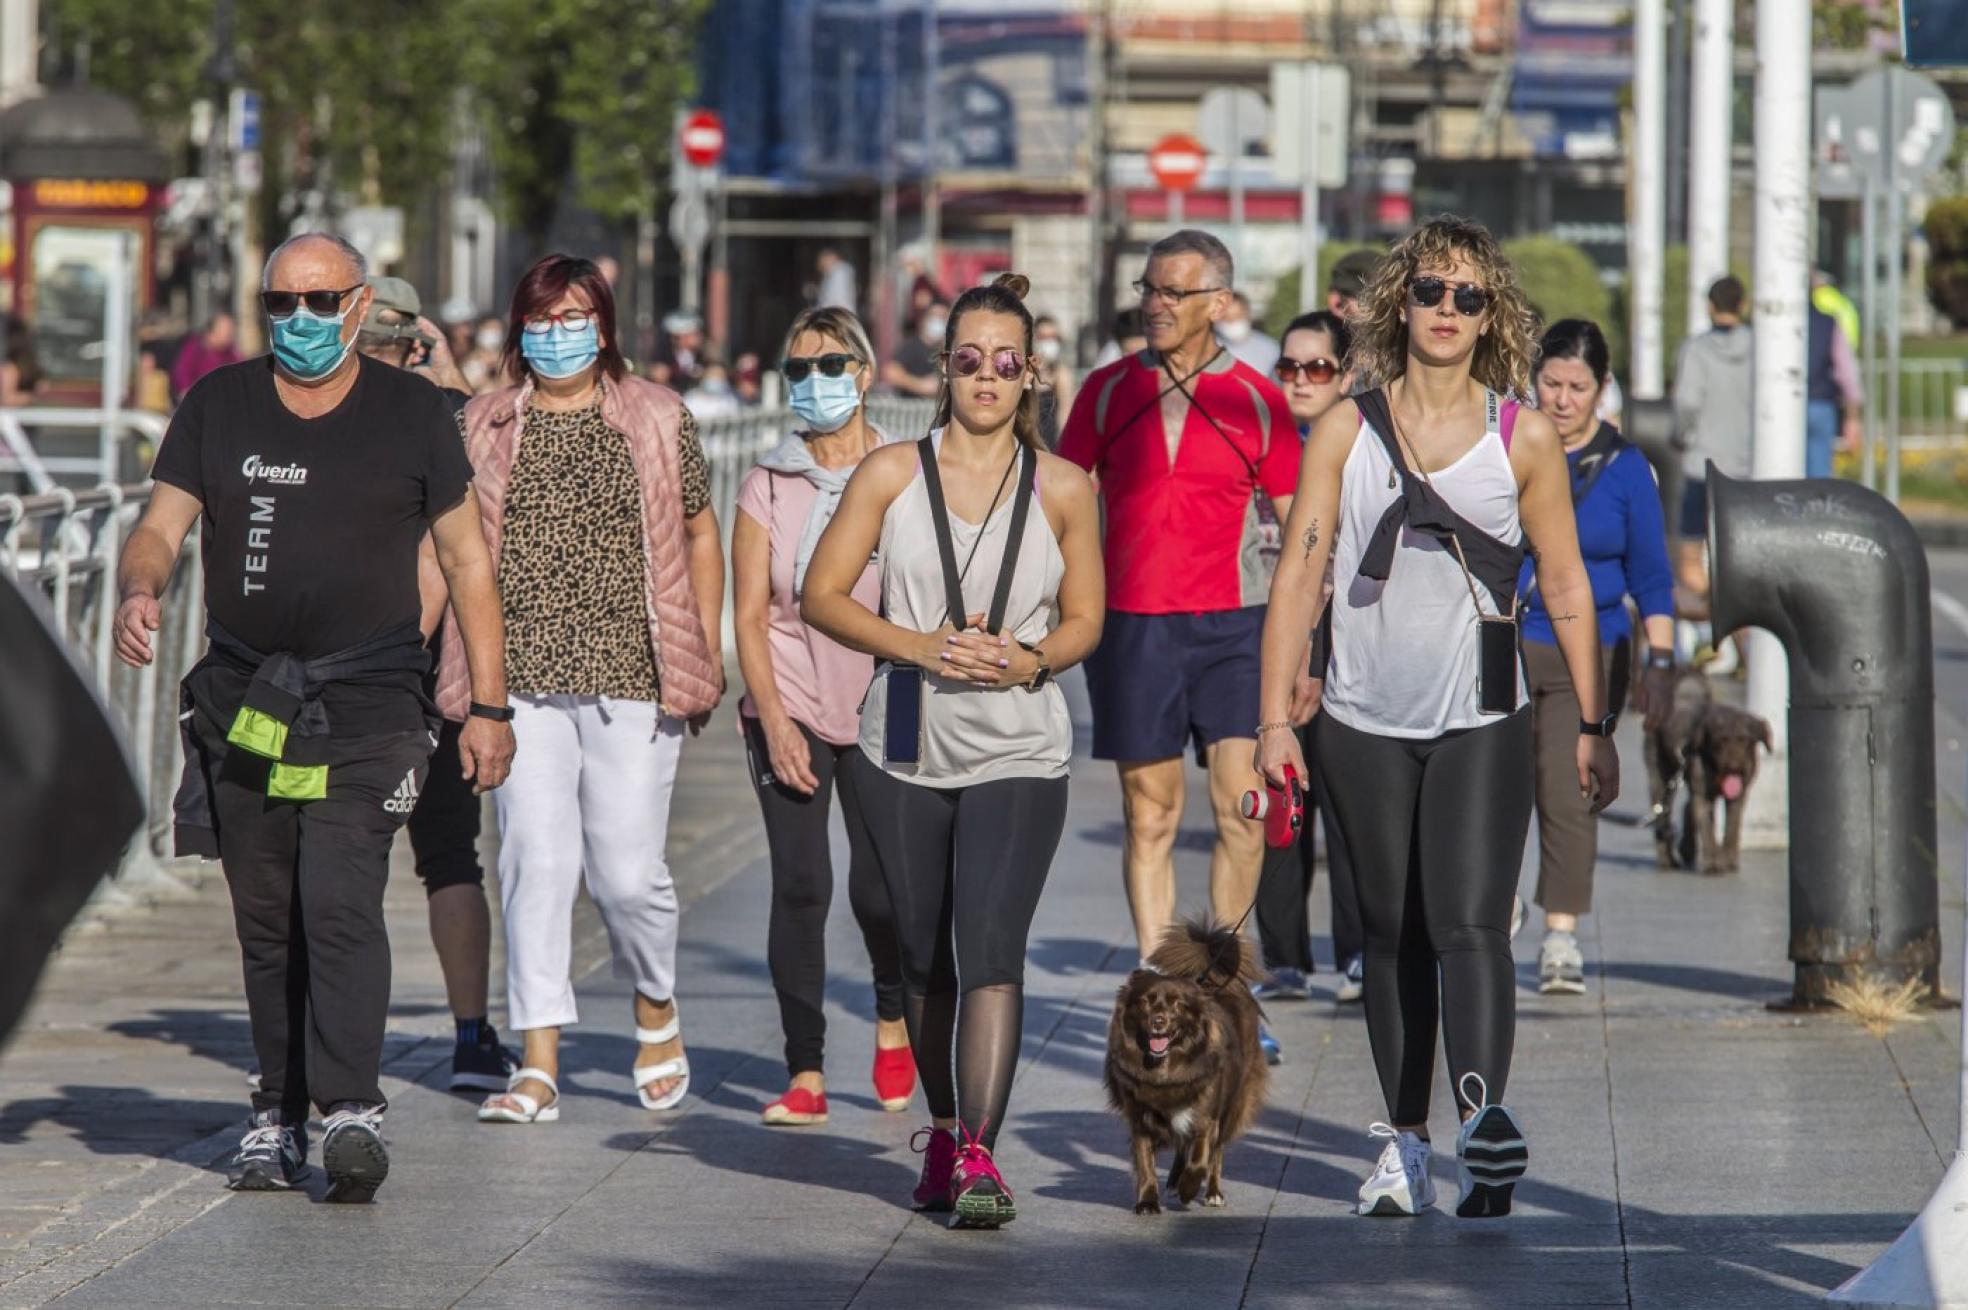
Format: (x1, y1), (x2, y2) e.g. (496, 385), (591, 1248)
(1260, 242), (1383, 338)
(42, 0), (709, 241)
(1922, 197), (1968, 330)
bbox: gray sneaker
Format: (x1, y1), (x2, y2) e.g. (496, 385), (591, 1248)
(1538, 931), (1586, 995)
(1337, 954), (1365, 1004)
(1253, 967), (1312, 1001)
(321, 1103), (390, 1204)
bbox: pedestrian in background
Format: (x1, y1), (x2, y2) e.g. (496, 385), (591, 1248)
(1033, 313), (1076, 448)
(1805, 300), (1864, 480)
(804, 274), (1104, 1228)
(1217, 291), (1281, 375)
(734, 306), (913, 1128)
(816, 246), (859, 311)
(461, 314), (507, 393)
(451, 253), (724, 1126)
(352, 275), (516, 1093)
(1521, 318), (1675, 996)
(170, 311), (241, 401)
(118, 232), (514, 1201)
(1670, 275), (1753, 672)
(1327, 249), (1384, 319)
(883, 299), (948, 399)
(1259, 216), (1616, 1221)
(1251, 309), (1364, 1020)
(1058, 230), (1298, 967)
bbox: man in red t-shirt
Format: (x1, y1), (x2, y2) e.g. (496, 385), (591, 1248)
(1058, 230), (1298, 964)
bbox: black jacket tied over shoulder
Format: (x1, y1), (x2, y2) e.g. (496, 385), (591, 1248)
(1351, 387), (1525, 614)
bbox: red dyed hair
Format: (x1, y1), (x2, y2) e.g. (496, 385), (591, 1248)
(502, 253), (627, 384)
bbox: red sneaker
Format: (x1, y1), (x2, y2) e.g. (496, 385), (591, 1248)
(873, 1045), (915, 1112)
(950, 1126), (1017, 1229)
(760, 1086), (828, 1126)
(910, 1127), (958, 1211)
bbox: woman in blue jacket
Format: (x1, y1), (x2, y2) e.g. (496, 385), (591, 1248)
(1522, 320), (1675, 995)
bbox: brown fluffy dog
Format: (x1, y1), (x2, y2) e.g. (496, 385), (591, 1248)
(1687, 702), (1772, 874)
(1104, 920), (1268, 1215)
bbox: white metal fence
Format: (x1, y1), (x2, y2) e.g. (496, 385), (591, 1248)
(0, 483), (205, 903)
(2, 401), (939, 897)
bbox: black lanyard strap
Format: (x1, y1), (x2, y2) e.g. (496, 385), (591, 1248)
(918, 435), (1038, 635)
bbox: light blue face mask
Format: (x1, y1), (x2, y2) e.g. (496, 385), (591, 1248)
(269, 304), (356, 380)
(789, 372), (862, 433)
(521, 320), (600, 379)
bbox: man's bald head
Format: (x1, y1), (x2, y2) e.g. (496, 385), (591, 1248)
(262, 232), (368, 293)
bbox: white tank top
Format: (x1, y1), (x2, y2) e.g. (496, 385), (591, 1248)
(1318, 394), (1525, 739)
(858, 431), (1072, 787)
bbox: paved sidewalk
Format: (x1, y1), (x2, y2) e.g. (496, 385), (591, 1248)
(1, 675), (1963, 1308)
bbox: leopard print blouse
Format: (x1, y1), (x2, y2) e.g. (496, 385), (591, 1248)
(494, 400), (711, 700)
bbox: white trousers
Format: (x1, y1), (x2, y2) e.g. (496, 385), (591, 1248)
(495, 694), (684, 1032)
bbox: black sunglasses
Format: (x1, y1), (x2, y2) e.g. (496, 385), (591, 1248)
(260, 284), (363, 319)
(782, 353), (861, 382)
(1409, 276), (1490, 317)
(1274, 356), (1339, 385)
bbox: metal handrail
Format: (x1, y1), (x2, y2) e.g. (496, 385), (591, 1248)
(0, 406), (171, 491)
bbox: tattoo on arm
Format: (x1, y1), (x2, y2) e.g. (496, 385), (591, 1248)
(1300, 519), (1320, 560)
(1551, 612), (1579, 623)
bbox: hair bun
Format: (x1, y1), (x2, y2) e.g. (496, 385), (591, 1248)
(992, 273), (1031, 301)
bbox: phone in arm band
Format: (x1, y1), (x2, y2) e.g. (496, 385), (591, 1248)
(1477, 616), (1520, 716)
(883, 666), (924, 765)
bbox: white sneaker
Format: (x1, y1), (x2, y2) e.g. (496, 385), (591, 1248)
(1336, 954), (1365, 1004)
(1538, 931), (1586, 995)
(1454, 1074), (1528, 1218)
(1509, 896), (1526, 940)
(1356, 1123), (1435, 1216)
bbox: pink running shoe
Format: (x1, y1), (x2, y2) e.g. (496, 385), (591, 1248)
(949, 1126), (1016, 1229)
(911, 1127), (958, 1212)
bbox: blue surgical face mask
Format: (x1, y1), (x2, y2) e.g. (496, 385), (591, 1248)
(789, 372), (862, 433)
(269, 303), (356, 381)
(521, 320), (600, 379)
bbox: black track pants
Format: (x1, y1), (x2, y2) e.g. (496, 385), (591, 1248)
(1317, 709), (1533, 1125)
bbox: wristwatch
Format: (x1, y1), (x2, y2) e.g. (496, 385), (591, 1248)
(1020, 642), (1052, 691)
(1579, 712), (1618, 738)
(1645, 649), (1676, 672)
(469, 701), (515, 723)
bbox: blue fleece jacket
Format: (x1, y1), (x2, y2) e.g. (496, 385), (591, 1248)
(1519, 440), (1674, 647)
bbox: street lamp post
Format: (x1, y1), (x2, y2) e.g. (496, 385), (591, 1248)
(1629, 0), (1667, 400)
(1686, 0), (1733, 338)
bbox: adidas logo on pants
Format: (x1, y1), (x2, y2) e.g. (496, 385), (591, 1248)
(382, 770), (421, 815)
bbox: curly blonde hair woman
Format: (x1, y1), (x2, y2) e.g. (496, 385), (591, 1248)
(1344, 216), (1540, 399)
(1256, 215), (1617, 1221)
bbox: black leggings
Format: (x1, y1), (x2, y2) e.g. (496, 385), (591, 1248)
(1318, 709), (1533, 1126)
(850, 756), (1068, 1149)
(743, 716), (905, 1077)
(1255, 717), (1363, 973)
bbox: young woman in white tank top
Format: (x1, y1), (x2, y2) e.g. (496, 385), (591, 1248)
(802, 275), (1104, 1229)
(1255, 218), (1620, 1222)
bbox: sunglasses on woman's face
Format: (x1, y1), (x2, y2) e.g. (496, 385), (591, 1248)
(260, 284), (361, 318)
(946, 346), (1027, 381)
(1274, 356), (1339, 385)
(1409, 276), (1490, 316)
(782, 353), (860, 382)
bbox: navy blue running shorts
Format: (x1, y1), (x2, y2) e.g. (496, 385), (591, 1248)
(1084, 607), (1266, 763)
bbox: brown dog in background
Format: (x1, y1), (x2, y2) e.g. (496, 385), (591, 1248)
(1687, 702), (1772, 873)
(1104, 919), (1268, 1214)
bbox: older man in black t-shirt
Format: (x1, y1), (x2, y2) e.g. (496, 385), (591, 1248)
(115, 232), (515, 1204)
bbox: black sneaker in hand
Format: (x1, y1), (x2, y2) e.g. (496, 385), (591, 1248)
(450, 1024), (519, 1092)
(227, 1110), (309, 1191)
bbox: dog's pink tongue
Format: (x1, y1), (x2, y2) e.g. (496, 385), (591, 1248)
(1148, 1036), (1172, 1055)
(1721, 774), (1744, 800)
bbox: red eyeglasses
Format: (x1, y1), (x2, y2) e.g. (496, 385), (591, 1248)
(945, 346), (1028, 381)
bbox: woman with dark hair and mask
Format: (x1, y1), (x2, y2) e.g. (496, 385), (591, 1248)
(437, 253), (726, 1126)
(732, 306), (914, 1127)
(803, 274), (1104, 1229)
(1258, 217), (1617, 1221)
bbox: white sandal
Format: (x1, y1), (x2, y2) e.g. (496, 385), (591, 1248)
(634, 1016), (690, 1111)
(477, 1067), (560, 1124)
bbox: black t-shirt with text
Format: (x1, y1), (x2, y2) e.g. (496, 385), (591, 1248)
(153, 355), (473, 733)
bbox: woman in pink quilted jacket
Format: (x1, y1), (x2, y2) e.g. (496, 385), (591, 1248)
(437, 253), (725, 1124)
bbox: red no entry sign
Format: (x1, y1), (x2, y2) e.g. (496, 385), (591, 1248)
(679, 110), (726, 169)
(1148, 134), (1207, 193)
